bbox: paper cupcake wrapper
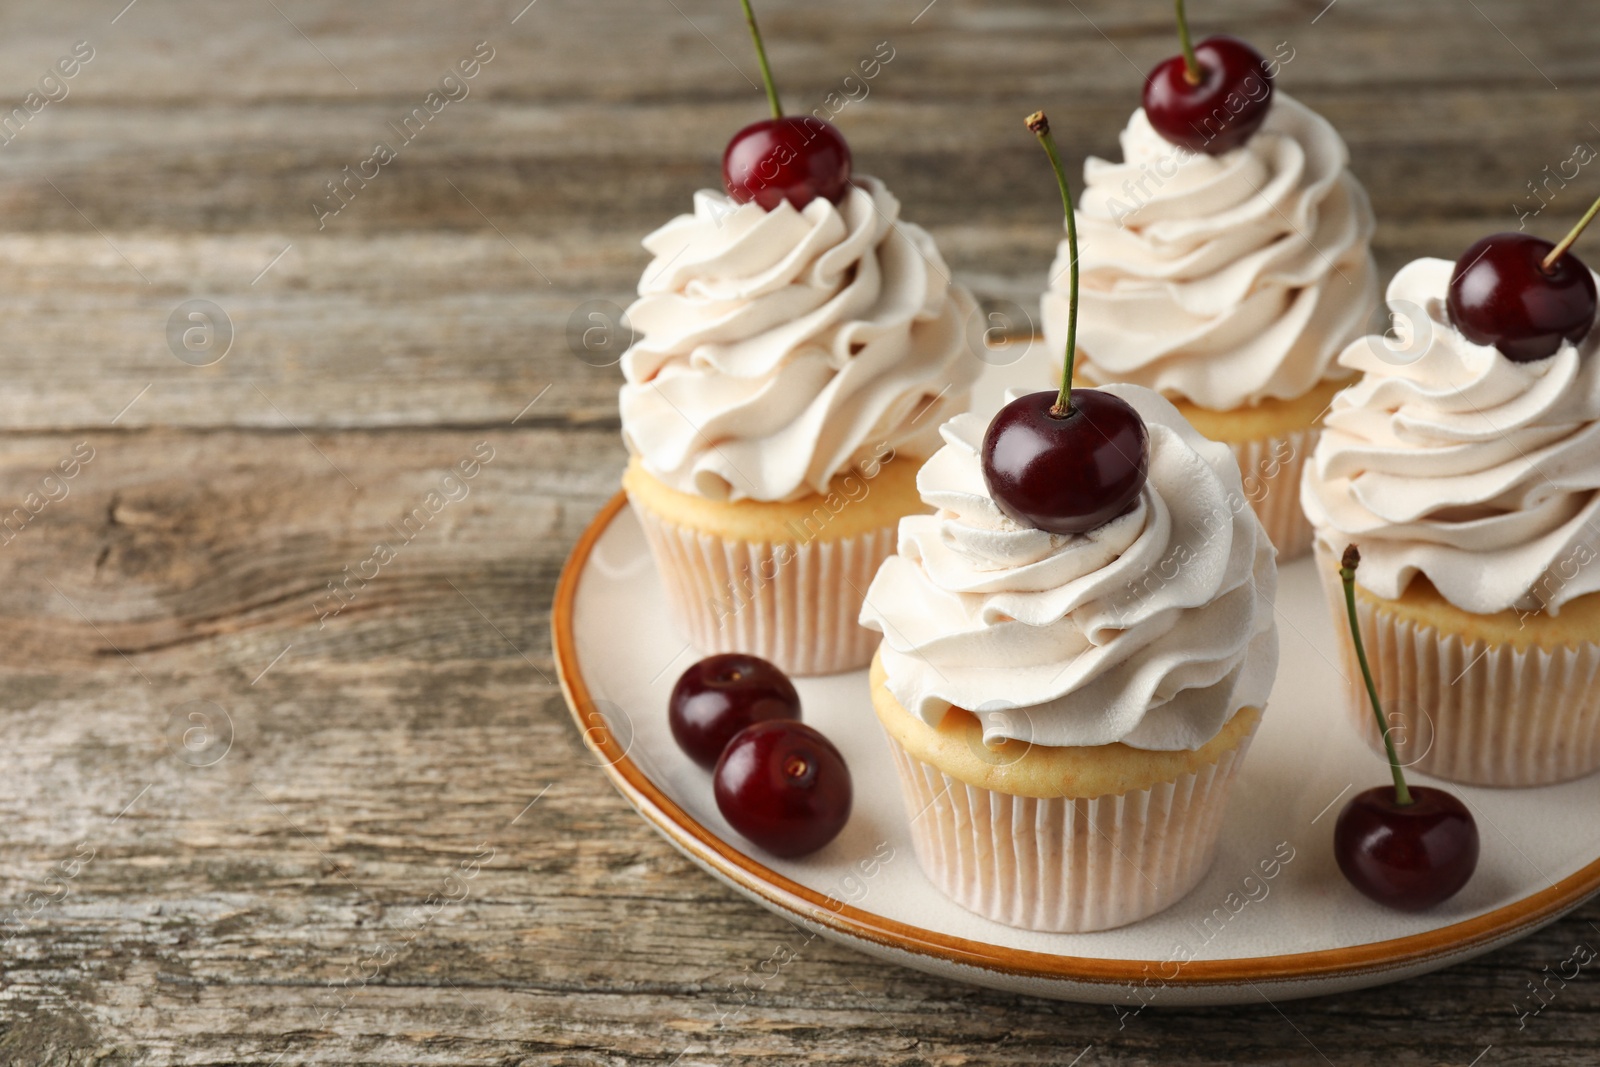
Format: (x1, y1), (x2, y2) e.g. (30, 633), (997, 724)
(882, 724), (1258, 933)
(1227, 424), (1318, 562)
(628, 494), (893, 677)
(1314, 544), (1600, 787)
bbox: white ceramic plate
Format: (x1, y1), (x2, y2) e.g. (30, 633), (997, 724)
(554, 348), (1600, 1006)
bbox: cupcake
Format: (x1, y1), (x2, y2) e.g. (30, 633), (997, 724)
(1303, 256), (1600, 787)
(860, 382), (1278, 932)
(617, 3), (978, 676)
(620, 175), (979, 675)
(861, 112), (1277, 932)
(1043, 88), (1378, 558)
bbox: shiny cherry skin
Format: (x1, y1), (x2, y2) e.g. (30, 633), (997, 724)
(669, 653), (800, 770)
(722, 116), (851, 212)
(1447, 232), (1598, 362)
(1334, 786), (1479, 912)
(981, 390), (1149, 535)
(713, 721), (851, 858)
(1143, 35), (1274, 155)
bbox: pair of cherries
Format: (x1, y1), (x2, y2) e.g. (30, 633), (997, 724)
(670, 653), (852, 858)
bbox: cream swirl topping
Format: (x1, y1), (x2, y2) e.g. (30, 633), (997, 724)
(1302, 257), (1600, 615)
(1041, 92), (1378, 411)
(619, 176), (978, 503)
(860, 384), (1278, 751)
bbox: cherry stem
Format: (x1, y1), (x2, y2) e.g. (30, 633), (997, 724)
(1174, 0), (1202, 85)
(1543, 190), (1600, 272)
(1028, 111), (1078, 419)
(739, 0), (783, 119)
(1339, 545), (1413, 807)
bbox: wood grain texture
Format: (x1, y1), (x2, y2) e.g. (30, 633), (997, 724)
(1, 0), (1598, 1063)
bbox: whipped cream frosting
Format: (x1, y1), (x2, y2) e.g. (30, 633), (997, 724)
(1303, 257), (1600, 616)
(619, 176), (979, 503)
(1042, 92), (1378, 411)
(860, 384), (1278, 751)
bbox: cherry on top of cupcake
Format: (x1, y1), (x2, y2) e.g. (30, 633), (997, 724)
(1332, 545), (1478, 912)
(981, 111), (1149, 536)
(1446, 190), (1600, 363)
(1141, 0), (1275, 155)
(720, 0), (851, 211)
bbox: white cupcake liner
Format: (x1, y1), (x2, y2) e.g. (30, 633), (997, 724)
(1314, 545), (1600, 787)
(882, 724), (1258, 933)
(629, 495), (893, 677)
(1228, 424), (1317, 561)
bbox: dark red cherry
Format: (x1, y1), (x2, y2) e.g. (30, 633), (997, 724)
(1447, 232), (1597, 362)
(1143, 35), (1274, 155)
(713, 720), (851, 858)
(722, 116), (851, 212)
(981, 389), (1149, 534)
(1334, 786), (1479, 911)
(669, 653), (800, 770)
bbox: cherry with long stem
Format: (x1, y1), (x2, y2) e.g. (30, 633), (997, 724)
(979, 112), (1148, 536)
(721, 0), (851, 210)
(1332, 544), (1479, 912)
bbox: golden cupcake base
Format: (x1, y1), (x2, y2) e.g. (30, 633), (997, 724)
(869, 652), (1261, 933)
(1314, 542), (1600, 787)
(623, 457), (924, 676)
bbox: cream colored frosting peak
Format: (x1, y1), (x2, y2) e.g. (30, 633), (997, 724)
(619, 177), (978, 503)
(1042, 92), (1378, 411)
(860, 384), (1278, 751)
(1303, 257), (1600, 615)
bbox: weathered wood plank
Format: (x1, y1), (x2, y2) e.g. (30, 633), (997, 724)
(0, 219), (1568, 433)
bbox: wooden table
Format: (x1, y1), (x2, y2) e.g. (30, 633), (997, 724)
(2, 0), (1596, 1062)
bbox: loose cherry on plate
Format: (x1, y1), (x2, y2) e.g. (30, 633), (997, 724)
(1142, 0), (1273, 154)
(714, 720), (852, 858)
(720, 0), (851, 211)
(1447, 193), (1600, 362)
(981, 112), (1149, 535)
(669, 653), (801, 770)
(1332, 545), (1479, 911)
(1334, 787), (1479, 913)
